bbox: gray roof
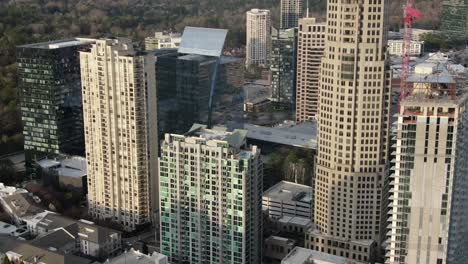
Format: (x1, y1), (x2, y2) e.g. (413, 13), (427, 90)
(31, 228), (76, 250)
(227, 121), (317, 150)
(179, 27), (228, 57)
(77, 219), (120, 244)
(37, 213), (120, 244)
(0, 235), (91, 264)
(37, 213), (77, 231)
(1, 193), (44, 218)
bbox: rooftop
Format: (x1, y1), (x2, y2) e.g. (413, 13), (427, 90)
(37, 213), (120, 244)
(263, 181), (312, 204)
(1, 193), (44, 218)
(228, 121), (317, 150)
(0, 221), (18, 235)
(265, 235), (297, 247)
(31, 228), (76, 251)
(282, 247), (366, 264)
(179, 26), (228, 57)
(186, 124), (248, 149)
(278, 216), (313, 227)
(36, 156), (87, 178)
(0, 235), (91, 264)
(18, 38), (94, 50)
(106, 248), (168, 264)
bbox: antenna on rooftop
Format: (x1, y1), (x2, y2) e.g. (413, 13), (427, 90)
(306, 0), (310, 18)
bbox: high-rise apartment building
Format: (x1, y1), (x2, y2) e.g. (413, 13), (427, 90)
(386, 63), (468, 264)
(295, 18), (326, 122)
(246, 9), (271, 67)
(159, 124), (263, 264)
(441, 0), (468, 42)
(270, 27), (297, 109)
(280, 0), (303, 29)
(306, 0), (392, 262)
(80, 38), (158, 231)
(145, 32), (182, 51)
(17, 39), (93, 163)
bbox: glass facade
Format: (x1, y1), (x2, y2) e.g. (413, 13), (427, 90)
(159, 130), (263, 264)
(156, 54), (239, 136)
(17, 40), (92, 163)
(270, 28), (297, 110)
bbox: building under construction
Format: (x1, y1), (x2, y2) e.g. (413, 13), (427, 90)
(441, 0), (468, 42)
(386, 61), (468, 264)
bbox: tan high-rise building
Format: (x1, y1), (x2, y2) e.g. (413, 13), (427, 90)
(280, 0), (303, 29)
(386, 63), (468, 264)
(80, 38), (158, 231)
(305, 0), (392, 262)
(295, 17), (326, 122)
(246, 9), (271, 67)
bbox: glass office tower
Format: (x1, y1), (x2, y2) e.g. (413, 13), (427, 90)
(17, 39), (93, 164)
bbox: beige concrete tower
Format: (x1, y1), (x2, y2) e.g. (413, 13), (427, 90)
(305, 0), (392, 262)
(386, 63), (468, 264)
(280, 0), (303, 29)
(246, 9), (271, 67)
(80, 38), (158, 232)
(295, 17), (326, 122)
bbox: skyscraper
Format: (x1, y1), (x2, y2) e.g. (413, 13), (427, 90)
(305, 0), (392, 262)
(270, 27), (297, 109)
(280, 0), (303, 29)
(246, 9), (271, 67)
(80, 38), (158, 231)
(386, 63), (468, 264)
(441, 0), (468, 42)
(295, 17), (326, 122)
(159, 124), (263, 264)
(155, 27), (230, 136)
(17, 39), (93, 164)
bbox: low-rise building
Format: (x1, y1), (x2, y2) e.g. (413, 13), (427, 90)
(263, 181), (313, 219)
(36, 156), (87, 196)
(388, 40), (424, 57)
(0, 235), (92, 264)
(0, 192), (44, 225)
(27, 212), (121, 259)
(264, 236), (297, 262)
(275, 215), (312, 234)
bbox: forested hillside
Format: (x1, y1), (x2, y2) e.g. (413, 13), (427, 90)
(0, 0), (443, 155)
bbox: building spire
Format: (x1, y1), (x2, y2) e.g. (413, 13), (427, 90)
(306, 0), (309, 18)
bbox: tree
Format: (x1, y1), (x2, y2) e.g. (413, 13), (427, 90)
(421, 33), (448, 51)
(0, 159), (15, 185)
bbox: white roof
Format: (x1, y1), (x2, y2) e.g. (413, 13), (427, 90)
(179, 27), (227, 57)
(37, 157), (87, 178)
(263, 181), (312, 203)
(282, 247), (366, 264)
(0, 221), (17, 235)
(107, 249), (168, 264)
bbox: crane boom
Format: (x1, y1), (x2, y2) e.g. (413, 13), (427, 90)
(400, 0), (422, 103)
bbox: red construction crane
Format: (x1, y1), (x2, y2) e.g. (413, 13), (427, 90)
(400, 0), (422, 103)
